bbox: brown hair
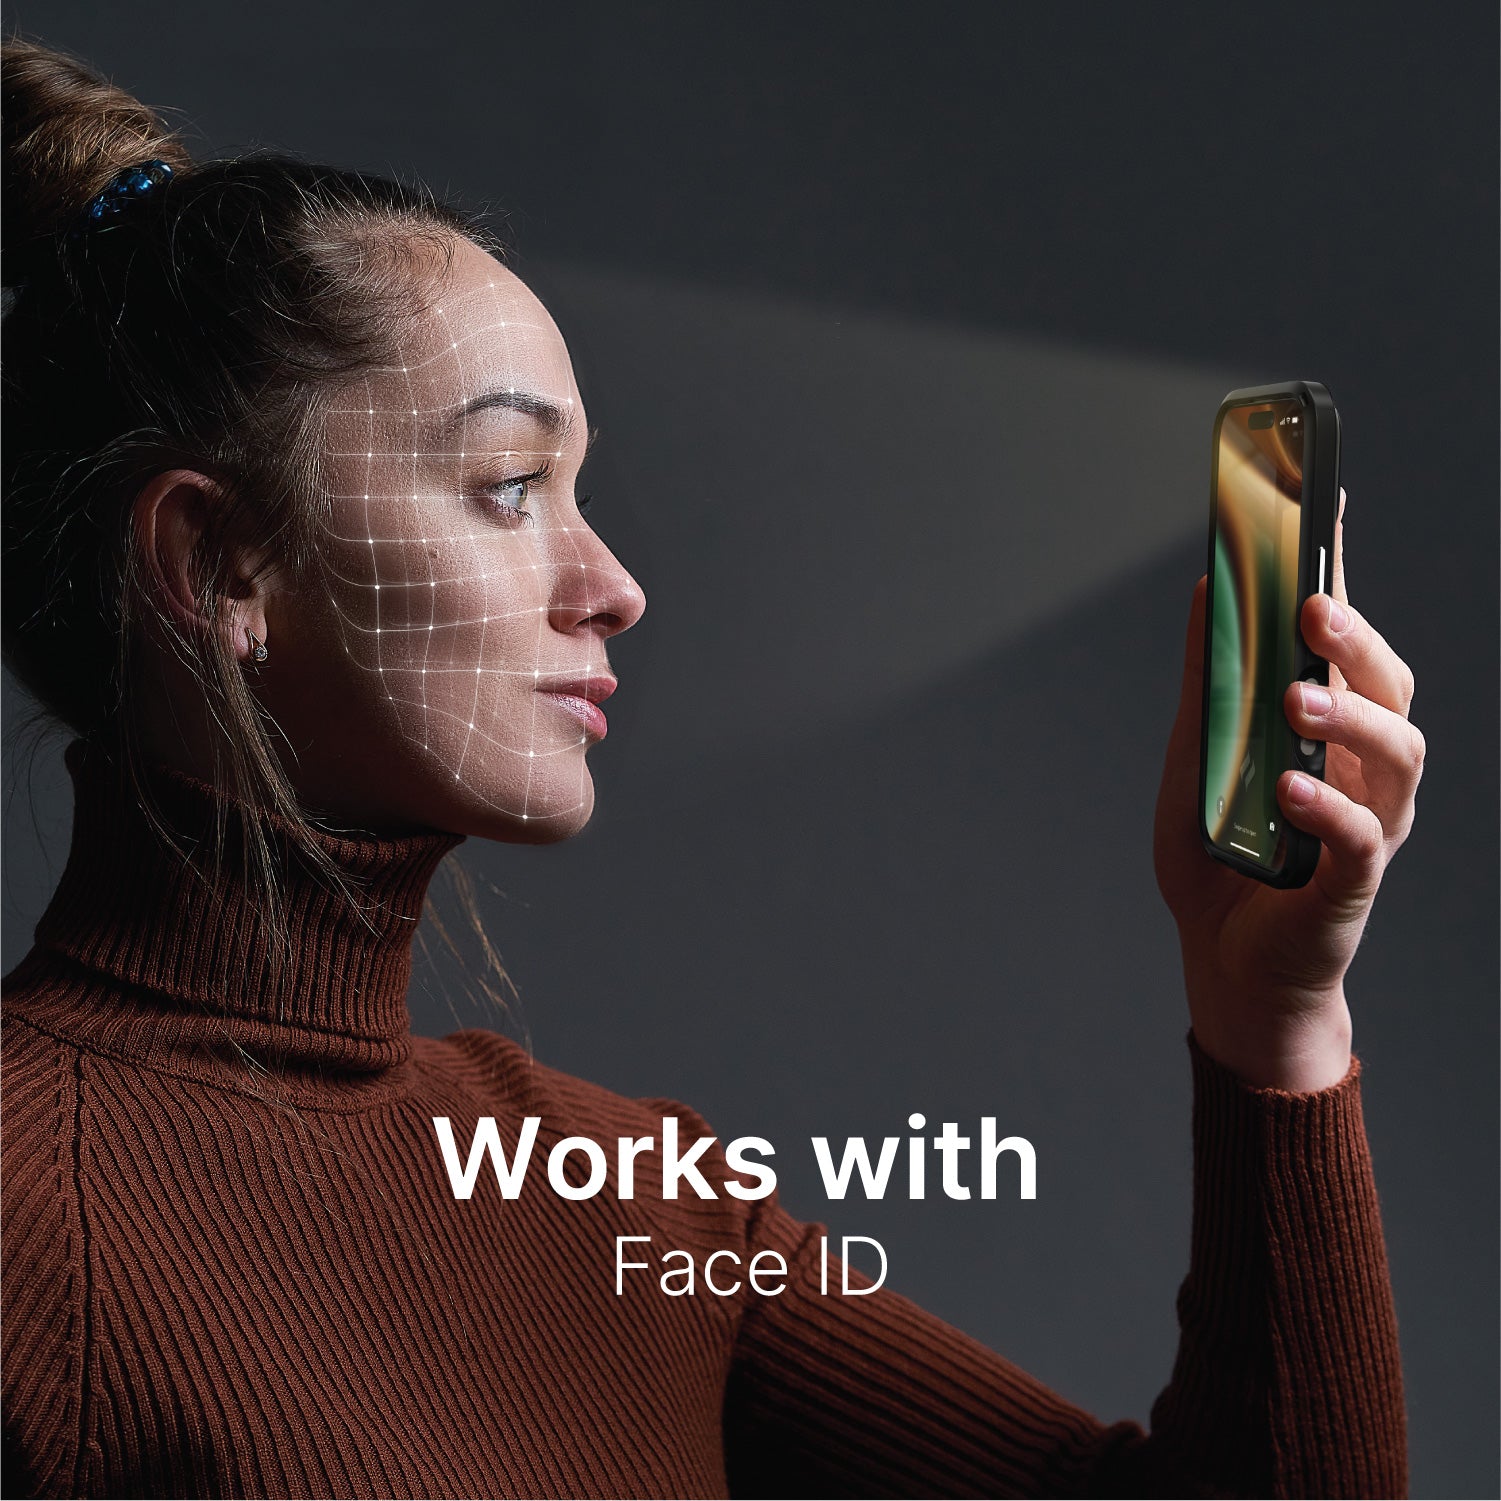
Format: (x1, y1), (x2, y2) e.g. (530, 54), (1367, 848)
(2, 37), (517, 1012)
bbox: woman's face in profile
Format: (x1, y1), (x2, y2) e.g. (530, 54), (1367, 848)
(263, 237), (646, 841)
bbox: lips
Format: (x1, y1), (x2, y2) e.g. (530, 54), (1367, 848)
(535, 675), (616, 739)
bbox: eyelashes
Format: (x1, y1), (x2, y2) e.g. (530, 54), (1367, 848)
(474, 459), (594, 526)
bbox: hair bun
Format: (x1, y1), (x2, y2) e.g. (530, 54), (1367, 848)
(2, 36), (193, 278)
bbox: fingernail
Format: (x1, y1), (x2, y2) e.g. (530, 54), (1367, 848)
(1299, 683), (1333, 716)
(1327, 597), (1350, 633)
(1287, 773), (1317, 804)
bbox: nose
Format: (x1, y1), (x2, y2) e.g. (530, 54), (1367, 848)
(547, 522), (647, 640)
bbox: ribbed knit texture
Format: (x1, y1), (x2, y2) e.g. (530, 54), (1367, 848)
(2, 743), (1408, 1499)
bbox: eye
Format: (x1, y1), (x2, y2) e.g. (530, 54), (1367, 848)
(475, 462), (552, 526)
(577, 492), (594, 517)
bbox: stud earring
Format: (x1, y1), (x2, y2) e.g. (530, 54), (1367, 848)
(246, 628), (269, 664)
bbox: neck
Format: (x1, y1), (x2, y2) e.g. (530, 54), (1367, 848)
(13, 739), (463, 1083)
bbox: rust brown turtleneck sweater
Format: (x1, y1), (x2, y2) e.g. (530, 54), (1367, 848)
(2, 744), (1407, 1499)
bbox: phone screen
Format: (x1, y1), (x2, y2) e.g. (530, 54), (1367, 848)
(1204, 397), (1306, 872)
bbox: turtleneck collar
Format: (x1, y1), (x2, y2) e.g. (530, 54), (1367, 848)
(6, 740), (463, 1089)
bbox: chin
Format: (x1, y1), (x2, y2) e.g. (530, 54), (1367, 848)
(458, 773), (597, 846)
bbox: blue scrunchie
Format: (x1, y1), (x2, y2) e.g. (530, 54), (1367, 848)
(73, 158), (175, 235)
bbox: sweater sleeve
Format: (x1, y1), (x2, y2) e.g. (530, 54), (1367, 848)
(722, 1030), (1408, 1500)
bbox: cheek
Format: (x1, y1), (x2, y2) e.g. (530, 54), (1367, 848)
(322, 528), (549, 763)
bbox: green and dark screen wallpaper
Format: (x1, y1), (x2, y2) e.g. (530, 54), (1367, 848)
(1205, 398), (1304, 871)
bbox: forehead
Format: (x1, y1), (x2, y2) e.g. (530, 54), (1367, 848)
(355, 241), (579, 428)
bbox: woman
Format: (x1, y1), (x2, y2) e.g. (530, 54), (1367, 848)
(1, 38), (1421, 1500)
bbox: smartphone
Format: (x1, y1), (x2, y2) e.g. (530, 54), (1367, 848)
(1199, 380), (1340, 888)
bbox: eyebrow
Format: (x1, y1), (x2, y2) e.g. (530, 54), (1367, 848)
(442, 387), (596, 454)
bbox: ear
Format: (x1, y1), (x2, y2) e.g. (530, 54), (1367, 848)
(132, 469), (273, 666)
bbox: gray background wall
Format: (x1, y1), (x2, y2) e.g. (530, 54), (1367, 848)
(4, 4), (1496, 1495)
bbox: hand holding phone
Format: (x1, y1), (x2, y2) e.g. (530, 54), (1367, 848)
(1153, 381), (1425, 1090)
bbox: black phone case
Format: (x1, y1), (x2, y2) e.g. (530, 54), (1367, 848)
(1198, 379), (1340, 889)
